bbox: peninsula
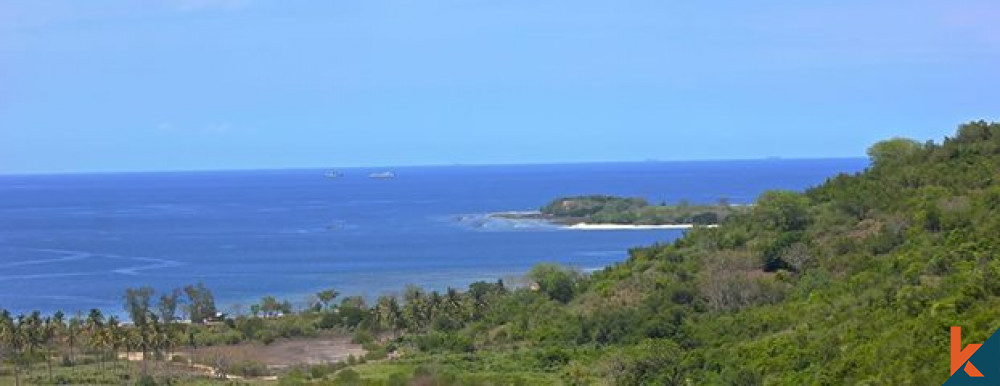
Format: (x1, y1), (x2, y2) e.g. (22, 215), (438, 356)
(494, 195), (743, 226)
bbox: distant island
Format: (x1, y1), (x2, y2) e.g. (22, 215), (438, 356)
(494, 195), (743, 226)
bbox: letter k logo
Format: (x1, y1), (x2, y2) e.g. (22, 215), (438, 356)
(952, 326), (985, 377)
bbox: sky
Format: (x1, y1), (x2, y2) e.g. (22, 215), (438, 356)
(0, 0), (998, 174)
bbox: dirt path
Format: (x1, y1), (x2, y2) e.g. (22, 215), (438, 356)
(118, 352), (278, 381)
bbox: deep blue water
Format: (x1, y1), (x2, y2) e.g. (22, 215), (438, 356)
(0, 159), (867, 316)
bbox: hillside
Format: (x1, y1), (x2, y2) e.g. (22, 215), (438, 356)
(339, 120), (1000, 385)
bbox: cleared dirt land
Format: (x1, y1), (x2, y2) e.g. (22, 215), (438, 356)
(190, 334), (367, 369)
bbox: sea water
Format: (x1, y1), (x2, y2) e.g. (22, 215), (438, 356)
(0, 159), (867, 315)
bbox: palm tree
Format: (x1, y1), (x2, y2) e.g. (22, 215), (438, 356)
(108, 317), (129, 377)
(162, 320), (184, 379)
(402, 285), (429, 332)
(137, 312), (155, 375)
(104, 317), (119, 373)
(375, 296), (402, 338)
(41, 316), (57, 383)
(0, 310), (19, 386)
(49, 311), (66, 362)
(445, 287), (463, 318)
(90, 321), (112, 372)
(24, 311), (45, 380)
(149, 317), (171, 377)
(428, 291), (443, 322)
(66, 314), (83, 366)
(8, 314), (27, 386)
(124, 325), (145, 375)
(84, 309), (105, 370)
(388, 297), (402, 338)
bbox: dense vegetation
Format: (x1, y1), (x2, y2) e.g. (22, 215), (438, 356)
(3, 120), (999, 385)
(347, 120), (1000, 385)
(539, 195), (740, 225)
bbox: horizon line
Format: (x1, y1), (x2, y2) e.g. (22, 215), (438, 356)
(0, 156), (870, 177)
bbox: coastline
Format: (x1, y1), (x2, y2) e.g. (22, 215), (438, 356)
(565, 223), (718, 230)
(488, 211), (718, 230)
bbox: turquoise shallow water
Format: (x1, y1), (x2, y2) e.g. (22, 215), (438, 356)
(0, 159), (867, 316)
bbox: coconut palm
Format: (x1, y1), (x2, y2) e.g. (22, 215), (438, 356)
(90, 321), (112, 372)
(124, 324), (147, 375)
(0, 310), (20, 385)
(66, 314), (83, 365)
(49, 311), (66, 361)
(374, 296), (403, 338)
(23, 311), (45, 380)
(41, 316), (57, 383)
(108, 317), (130, 377)
(149, 316), (176, 377)
(104, 317), (119, 372)
(84, 309), (105, 370)
(428, 291), (443, 321)
(8, 315), (27, 386)
(445, 287), (464, 319)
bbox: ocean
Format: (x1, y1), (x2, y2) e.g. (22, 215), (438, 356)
(0, 159), (867, 316)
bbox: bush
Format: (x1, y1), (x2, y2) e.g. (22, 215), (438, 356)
(334, 369), (361, 385)
(528, 264), (583, 303)
(316, 311), (343, 329)
(352, 329), (375, 345)
(136, 375), (158, 386)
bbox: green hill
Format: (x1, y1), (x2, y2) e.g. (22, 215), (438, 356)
(339, 120), (1000, 385)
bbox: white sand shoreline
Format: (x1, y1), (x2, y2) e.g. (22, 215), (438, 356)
(565, 223), (718, 230)
(484, 211), (720, 230)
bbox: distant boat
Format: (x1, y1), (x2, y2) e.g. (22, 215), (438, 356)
(325, 171), (345, 179)
(369, 171), (396, 179)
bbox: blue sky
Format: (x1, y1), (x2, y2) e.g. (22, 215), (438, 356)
(1, 0), (998, 173)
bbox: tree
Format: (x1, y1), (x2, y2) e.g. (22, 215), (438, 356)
(24, 311), (43, 381)
(85, 309), (106, 370)
(753, 190), (810, 232)
(66, 314), (83, 366)
(41, 315), (56, 382)
(867, 137), (922, 167)
(444, 288), (463, 318)
(184, 283), (217, 323)
(340, 296), (367, 310)
(259, 296), (282, 318)
(0, 311), (13, 384)
(1, 312), (25, 386)
(402, 285), (429, 332)
(316, 289), (340, 311)
(46, 312), (65, 381)
(158, 289), (181, 324)
(375, 296), (402, 337)
(124, 287), (155, 326)
(339, 297), (368, 328)
(105, 316), (122, 374)
(467, 280), (505, 319)
(528, 264), (582, 303)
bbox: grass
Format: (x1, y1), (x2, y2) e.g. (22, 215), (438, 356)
(0, 355), (272, 385)
(344, 354), (561, 385)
